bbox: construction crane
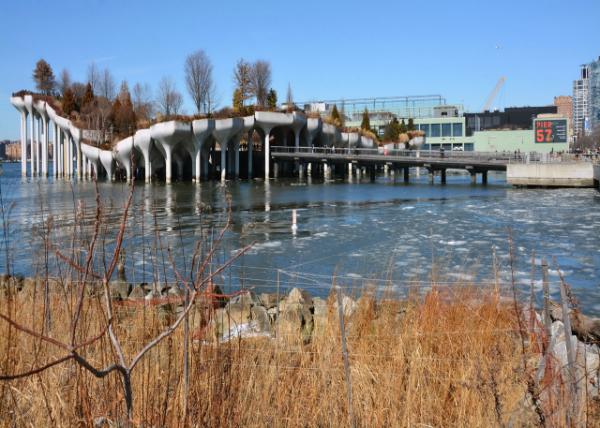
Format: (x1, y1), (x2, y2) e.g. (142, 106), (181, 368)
(482, 76), (506, 111)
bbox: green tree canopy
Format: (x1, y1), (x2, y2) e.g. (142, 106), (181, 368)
(383, 118), (401, 142)
(407, 118), (415, 131)
(399, 119), (408, 134)
(266, 88), (277, 110)
(361, 108), (371, 131)
(33, 59), (56, 95)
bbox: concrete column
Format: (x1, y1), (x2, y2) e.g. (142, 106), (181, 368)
(20, 112), (27, 176)
(164, 146), (173, 183)
(470, 172), (477, 184)
(30, 114), (35, 176)
(264, 130), (271, 179)
(34, 117), (40, 175)
(194, 150), (201, 182)
(482, 171), (488, 185)
(441, 169), (447, 184)
(76, 143), (82, 180)
(429, 170), (435, 184)
(307, 162), (312, 176)
(247, 131), (253, 179)
(67, 137), (73, 176)
(273, 161), (279, 178)
(294, 130), (300, 151)
(52, 123), (57, 177)
(384, 164), (389, 176)
(220, 144), (226, 181)
(41, 117), (48, 176)
(323, 162), (329, 178)
(348, 163), (353, 176)
(299, 163), (304, 178)
(404, 167), (409, 183)
(58, 134), (63, 177)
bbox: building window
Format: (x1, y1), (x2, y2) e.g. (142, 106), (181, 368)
(442, 123), (452, 137)
(452, 123), (463, 137)
(464, 143), (474, 151)
(430, 124), (441, 137)
(419, 124), (430, 135)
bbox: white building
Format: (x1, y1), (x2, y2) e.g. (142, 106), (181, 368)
(572, 64), (589, 136)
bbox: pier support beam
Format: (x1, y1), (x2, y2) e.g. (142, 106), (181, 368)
(264, 129), (271, 179)
(470, 172), (477, 184)
(441, 169), (446, 184)
(482, 170), (488, 185)
(247, 130), (253, 179)
(20, 112), (27, 176)
(429, 170), (435, 184)
(404, 167), (409, 183)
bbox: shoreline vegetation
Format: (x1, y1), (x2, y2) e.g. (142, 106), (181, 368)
(0, 182), (599, 427)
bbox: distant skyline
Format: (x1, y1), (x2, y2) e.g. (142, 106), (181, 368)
(1, 0), (599, 139)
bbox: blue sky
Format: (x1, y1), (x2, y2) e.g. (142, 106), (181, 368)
(1, 0), (599, 139)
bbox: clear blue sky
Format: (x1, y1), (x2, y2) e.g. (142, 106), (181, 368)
(1, 0), (599, 139)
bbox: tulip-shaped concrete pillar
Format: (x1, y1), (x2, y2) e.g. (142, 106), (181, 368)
(69, 124), (83, 179)
(191, 119), (215, 182)
(212, 118), (244, 181)
(33, 100), (50, 177)
(115, 136), (137, 181)
(151, 121), (192, 183)
(132, 129), (153, 182)
(291, 112), (307, 151)
(10, 96), (28, 176)
(242, 116), (255, 179)
(52, 123), (57, 177)
(24, 96), (34, 177)
(255, 112), (294, 179)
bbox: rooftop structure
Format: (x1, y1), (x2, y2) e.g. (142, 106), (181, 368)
(301, 95), (452, 124)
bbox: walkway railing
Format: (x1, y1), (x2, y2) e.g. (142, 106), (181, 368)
(271, 146), (597, 164)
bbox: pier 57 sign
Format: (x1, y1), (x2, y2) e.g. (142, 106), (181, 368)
(534, 118), (568, 144)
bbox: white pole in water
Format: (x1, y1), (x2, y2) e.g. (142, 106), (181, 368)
(291, 209), (298, 234)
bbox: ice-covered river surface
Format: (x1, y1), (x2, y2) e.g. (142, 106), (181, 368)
(1, 162), (599, 315)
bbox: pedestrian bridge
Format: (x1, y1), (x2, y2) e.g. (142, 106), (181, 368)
(270, 146), (512, 183)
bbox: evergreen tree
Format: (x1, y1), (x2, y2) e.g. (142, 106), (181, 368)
(383, 118), (401, 142)
(266, 88), (278, 110)
(232, 88), (244, 112)
(32, 59), (56, 95)
(110, 97), (122, 133)
(361, 108), (371, 131)
(330, 104), (341, 126)
(407, 117), (415, 131)
(399, 119), (408, 134)
(62, 88), (76, 116)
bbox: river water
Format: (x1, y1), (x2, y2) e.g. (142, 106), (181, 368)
(1, 162), (599, 315)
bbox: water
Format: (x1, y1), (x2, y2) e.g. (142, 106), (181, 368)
(1, 162), (599, 315)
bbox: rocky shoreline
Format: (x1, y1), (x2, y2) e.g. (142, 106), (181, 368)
(2, 274), (599, 400)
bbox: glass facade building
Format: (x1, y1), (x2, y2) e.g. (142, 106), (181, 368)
(587, 57), (600, 133)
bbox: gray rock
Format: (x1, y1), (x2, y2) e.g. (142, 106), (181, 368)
(110, 280), (131, 300)
(128, 285), (146, 300)
(333, 295), (357, 318)
(259, 292), (281, 309)
(251, 305), (272, 334)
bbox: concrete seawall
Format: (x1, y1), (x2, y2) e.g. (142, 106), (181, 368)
(507, 162), (597, 188)
(595, 164), (600, 188)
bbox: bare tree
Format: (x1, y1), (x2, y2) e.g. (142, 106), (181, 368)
(233, 58), (253, 107)
(184, 50), (214, 114)
(58, 69), (72, 97)
(98, 68), (116, 101)
(250, 60), (272, 107)
(87, 62), (100, 93)
(132, 82), (154, 121)
(156, 76), (183, 116)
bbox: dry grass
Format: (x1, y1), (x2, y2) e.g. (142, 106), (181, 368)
(0, 282), (544, 427)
